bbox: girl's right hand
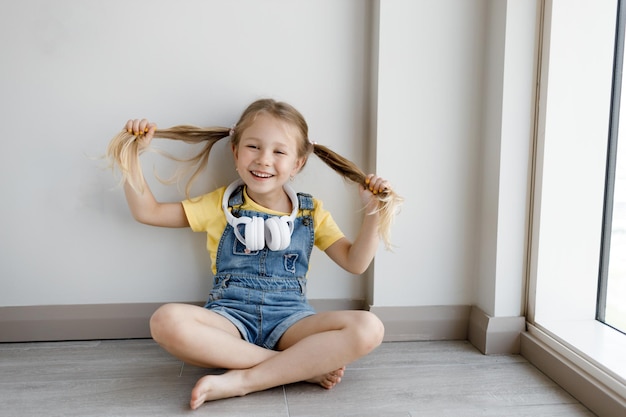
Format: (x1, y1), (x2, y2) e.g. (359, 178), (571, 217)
(125, 119), (157, 148)
(361, 173), (391, 209)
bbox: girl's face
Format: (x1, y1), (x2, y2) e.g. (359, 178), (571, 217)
(232, 113), (305, 200)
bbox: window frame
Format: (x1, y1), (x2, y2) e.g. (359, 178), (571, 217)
(527, 0), (626, 389)
(597, 0), (626, 331)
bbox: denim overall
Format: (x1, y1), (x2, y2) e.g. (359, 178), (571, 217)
(204, 185), (316, 349)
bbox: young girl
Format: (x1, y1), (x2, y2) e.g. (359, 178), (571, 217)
(107, 99), (401, 410)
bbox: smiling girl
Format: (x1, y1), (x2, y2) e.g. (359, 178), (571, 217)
(107, 98), (402, 409)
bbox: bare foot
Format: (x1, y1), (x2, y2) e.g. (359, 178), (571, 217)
(189, 370), (247, 410)
(306, 366), (345, 389)
(189, 366), (346, 409)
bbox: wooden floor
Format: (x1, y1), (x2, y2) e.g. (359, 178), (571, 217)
(0, 339), (594, 417)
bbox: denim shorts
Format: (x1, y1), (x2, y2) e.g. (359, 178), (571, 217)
(205, 274), (316, 350)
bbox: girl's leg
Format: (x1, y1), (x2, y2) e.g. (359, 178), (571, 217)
(149, 303), (278, 369)
(190, 310), (384, 409)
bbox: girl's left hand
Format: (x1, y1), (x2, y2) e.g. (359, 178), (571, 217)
(360, 174), (391, 209)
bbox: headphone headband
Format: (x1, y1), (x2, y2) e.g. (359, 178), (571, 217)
(221, 179), (299, 249)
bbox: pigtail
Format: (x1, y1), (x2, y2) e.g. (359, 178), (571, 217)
(106, 130), (145, 194)
(106, 126), (230, 197)
(313, 143), (403, 250)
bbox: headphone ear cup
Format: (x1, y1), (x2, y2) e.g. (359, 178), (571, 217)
(245, 217), (265, 251)
(265, 217), (291, 251)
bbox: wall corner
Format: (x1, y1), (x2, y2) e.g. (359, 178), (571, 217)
(468, 305), (526, 354)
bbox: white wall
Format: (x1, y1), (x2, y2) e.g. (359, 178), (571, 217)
(0, 0), (372, 306)
(374, 0), (487, 307)
(1, 0), (537, 319)
(373, 0), (537, 314)
(475, 0), (538, 318)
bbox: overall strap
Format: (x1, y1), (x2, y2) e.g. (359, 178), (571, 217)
(228, 184), (245, 214)
(297, 192), (314, 211)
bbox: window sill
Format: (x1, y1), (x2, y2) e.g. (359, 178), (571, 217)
(530, 320), (626, 393)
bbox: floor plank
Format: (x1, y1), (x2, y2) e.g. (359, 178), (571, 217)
(0, 339), (595, 417)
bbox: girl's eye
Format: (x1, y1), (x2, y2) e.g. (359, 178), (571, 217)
(246, 145), (258, 149)
(275, 150), (286, 155)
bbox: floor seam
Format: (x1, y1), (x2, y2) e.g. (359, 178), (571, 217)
(282, 385), (291, 417)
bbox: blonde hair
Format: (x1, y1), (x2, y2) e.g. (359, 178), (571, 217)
(106, 99), (402, 249)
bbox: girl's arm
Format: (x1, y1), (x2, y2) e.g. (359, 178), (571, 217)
(324, 174), (390, 274)
(124, 181), (189, 228)
(122, 119), (190, 228)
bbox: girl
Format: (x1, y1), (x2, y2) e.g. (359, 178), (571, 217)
(107, 99), (401, 410)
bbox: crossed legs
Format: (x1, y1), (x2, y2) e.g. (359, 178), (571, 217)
(149, 303), (385, 410)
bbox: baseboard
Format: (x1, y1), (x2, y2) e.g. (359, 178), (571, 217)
(309, 298), (367, 312)
(467, 306), (526, 354)
(0, 303), (170, 342)
(368, 305), (471, 341)
(521, 329), (626, 417)
(0, 302), (520, 351)
(0, 299), (366, 343)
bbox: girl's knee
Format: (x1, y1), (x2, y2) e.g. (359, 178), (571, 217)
(365, 311), (385, 346)
(149, 303), (181, 343)
(352, 311), (385, 354)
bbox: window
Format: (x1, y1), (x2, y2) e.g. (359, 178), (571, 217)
(528, 0), (626, 384)
(598, 0), (626, 335)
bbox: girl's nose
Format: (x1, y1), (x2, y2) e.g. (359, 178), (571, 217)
(256, 149), (272, 165)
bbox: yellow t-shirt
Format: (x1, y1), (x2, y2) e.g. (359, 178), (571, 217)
(182, 186), (345, 274)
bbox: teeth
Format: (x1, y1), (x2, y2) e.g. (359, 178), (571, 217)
(252, 171), (273, 178)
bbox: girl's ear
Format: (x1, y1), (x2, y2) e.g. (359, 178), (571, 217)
(291, 156), (306, 176)
(231, 143), (239, 161)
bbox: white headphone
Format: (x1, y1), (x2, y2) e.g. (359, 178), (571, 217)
(222, 179), (299, 251)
